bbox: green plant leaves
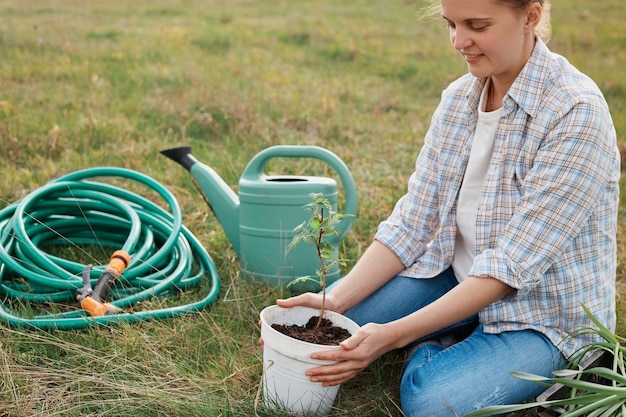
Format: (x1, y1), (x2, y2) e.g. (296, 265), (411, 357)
(286, 193), (353, 288)
(284, 193), (354, 333)
(465, 304), (626, 417)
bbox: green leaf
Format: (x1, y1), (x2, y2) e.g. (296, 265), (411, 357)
(582, 367), (626, 386)
(563, 395), (621, 417)
(587, 399), (626, 417)
(581, 304), (618, 344)
(553, 369), (585, 378)
(286, 276), (317, 288)
(509, 371), (554, 382)
(548, 377), (626, 396)
(309, 217), (321, 229)
(464, 393), (609, 417)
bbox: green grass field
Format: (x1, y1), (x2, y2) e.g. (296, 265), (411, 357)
(1, 0), (624, 415)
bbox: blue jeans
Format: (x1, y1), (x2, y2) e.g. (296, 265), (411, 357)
(334, 268), (565, 417)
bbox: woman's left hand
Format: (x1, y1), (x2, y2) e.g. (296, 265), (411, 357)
(305, 322), (397, 386)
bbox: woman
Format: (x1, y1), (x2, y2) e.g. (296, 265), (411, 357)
(275, 0), (620, 414)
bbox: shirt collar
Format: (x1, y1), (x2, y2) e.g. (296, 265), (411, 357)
(506, 38), (552, 118)
(468, 38), (552, 119)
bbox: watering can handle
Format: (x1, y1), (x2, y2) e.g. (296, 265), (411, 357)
(241, 145), (358, 243)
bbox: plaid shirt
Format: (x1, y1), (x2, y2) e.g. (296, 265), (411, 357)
(376, 39), (620, 359)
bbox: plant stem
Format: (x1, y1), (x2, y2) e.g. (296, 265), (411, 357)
(314, 209), (326, 335)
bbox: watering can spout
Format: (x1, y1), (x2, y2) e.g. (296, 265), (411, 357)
(160, 147), (198, 171)
(160, 146), (241, 253)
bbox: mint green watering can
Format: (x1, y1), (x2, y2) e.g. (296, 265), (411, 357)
(161, 146), (357, 289)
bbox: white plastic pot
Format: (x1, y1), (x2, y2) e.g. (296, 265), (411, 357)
(260, 305), (360, 416)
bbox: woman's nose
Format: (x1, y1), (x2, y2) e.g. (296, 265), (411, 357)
(452, 27), (471, 50)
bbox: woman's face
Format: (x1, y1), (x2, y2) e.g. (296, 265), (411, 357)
(440, 0), (539, 87)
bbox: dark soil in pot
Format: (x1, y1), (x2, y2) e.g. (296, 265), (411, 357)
(272, 316), (352, 345)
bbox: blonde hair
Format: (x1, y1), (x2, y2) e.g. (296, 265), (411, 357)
(504, 0), (552, 42)
(422, 0), (552, 43)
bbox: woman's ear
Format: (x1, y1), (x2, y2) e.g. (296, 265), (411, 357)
(525, 2), (542, 28)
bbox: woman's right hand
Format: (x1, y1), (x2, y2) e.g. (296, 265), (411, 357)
(276, 241), (405, 316)
(259, 292), (339, 349)
(276, 291), (342, 314)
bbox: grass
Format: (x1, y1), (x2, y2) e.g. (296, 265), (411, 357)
(0, 0), (624, 415)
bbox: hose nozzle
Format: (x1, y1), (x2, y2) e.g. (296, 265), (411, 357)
(77, 250), (130, 317)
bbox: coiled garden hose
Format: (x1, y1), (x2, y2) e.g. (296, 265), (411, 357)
(0, 167), (220, 330)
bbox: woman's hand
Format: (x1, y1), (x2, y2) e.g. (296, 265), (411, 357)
(304, 322), (397, 386)
(276, 291), (342, 314)
(258, 292), (339, 348)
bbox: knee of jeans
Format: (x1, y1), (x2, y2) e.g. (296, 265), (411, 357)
(400, 361), (534, 417)
(400, 363), (466, 417)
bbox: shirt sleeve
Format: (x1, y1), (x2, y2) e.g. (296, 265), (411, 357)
(374, 102), (447, 268)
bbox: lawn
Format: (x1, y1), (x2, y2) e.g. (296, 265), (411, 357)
(0, 0), (624, 415)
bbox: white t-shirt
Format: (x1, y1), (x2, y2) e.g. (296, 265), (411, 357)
(452, 81), (504, 282)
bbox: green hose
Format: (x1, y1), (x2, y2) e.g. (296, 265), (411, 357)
(0, 167), (220, 330)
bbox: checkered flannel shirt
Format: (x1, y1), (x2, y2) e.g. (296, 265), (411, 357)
(375, 38), (620, 359)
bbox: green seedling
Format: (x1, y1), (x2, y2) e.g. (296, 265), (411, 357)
(287, 193), (353, 334)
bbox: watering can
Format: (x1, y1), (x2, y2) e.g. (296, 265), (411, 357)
(161, 145), (357, 289)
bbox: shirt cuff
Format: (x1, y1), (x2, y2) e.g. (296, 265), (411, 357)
(470, 249), (542, 298)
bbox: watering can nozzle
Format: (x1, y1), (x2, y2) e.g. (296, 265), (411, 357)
(160, 147), (198, 171)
